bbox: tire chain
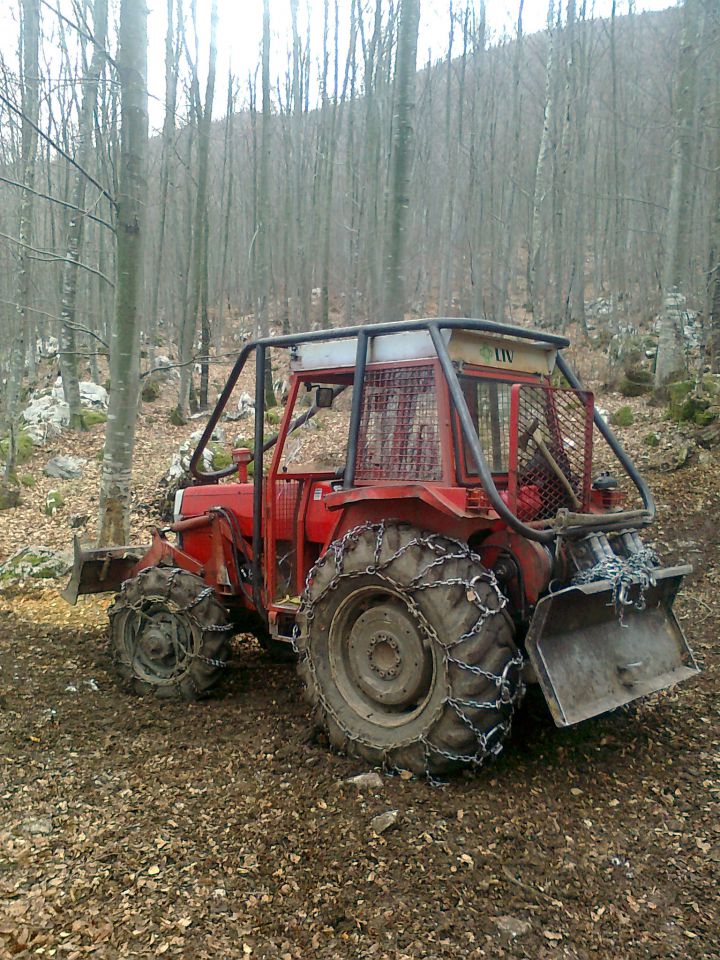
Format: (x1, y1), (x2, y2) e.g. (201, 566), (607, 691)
(109, 568), (233, 698)
(570, 544), (660, 615)
(293, 521), (525, 778)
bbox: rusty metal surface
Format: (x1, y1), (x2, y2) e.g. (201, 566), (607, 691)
(61, 536), (150, 605)
(525, 565), (698, 726)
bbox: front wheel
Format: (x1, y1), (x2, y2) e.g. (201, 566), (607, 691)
(295, 522), (524, 777)
(109, 567), (232, 700)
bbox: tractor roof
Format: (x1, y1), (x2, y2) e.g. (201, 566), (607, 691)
(288, 319), (562, 377)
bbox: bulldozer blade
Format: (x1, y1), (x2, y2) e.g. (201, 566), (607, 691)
(61, 536), (149, 605)
(525, 565), (698, 727)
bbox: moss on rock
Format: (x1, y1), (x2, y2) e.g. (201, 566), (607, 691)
(611, 405), (635, 427)
(0, 480), (21, 510)
(81, 410), (108, 428)
(0, 431), (34, 465)
(619, 368), (653, 398)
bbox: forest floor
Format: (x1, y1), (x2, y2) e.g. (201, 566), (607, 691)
(0, 340), (719, 959)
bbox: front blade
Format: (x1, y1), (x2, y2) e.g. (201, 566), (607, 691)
(525, 565), (698, 726)
(61, 536), (149, 605)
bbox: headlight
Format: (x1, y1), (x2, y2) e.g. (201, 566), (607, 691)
(173, 489), (184, 521)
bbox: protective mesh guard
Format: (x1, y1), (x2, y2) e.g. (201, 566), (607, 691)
(274, 478), (301, 599)
(356, 365), (441, 482)
(510, 384), (593, 520)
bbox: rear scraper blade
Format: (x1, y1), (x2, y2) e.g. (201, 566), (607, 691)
(525, 565), (699, 727)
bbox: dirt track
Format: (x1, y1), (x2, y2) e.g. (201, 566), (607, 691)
(1, 473), (719, 960)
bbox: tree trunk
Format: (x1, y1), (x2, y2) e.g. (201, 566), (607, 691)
(655, 0), (700, 387)
(4, 0), (40, 480)
(382, 0), (420, 322)
(58, 0), (109, 429)
(147, 0), (181, 368)
(258, 0), (276, 408)
(98, 0), (148, 546)
(528, 13), (557, 318)
(176, 0), (218, 419)
(215, 71), (235, 350)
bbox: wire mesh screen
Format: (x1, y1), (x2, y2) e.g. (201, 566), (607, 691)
(510, 384), (593, 520)
(274, 478), (301, 600)
(356, 365), (441, 482)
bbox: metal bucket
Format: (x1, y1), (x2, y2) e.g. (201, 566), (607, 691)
(524, 565), (699, 726)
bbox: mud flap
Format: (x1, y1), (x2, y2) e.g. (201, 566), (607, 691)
(61, 536), (150, 605)
(525, 565), (699, 726)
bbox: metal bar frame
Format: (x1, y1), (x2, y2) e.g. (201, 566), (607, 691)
(185, 318), (655, 617)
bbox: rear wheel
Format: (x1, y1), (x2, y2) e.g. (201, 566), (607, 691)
(295, 522), (524, 776)
(109, 567), (232, 700)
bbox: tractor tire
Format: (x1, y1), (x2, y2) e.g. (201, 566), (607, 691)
(295, 522), (524, 777)
(109, 567), (232, 701)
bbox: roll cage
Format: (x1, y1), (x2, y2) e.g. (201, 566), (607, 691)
(189, 318), (655, 614)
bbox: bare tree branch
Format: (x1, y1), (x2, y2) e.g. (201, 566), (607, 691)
(0, 173), (115, 231)
(0, 230), (115, 287)
(40, 0), (118, 71)
(0, 297), (110, 347)
(0, 90), (116, 208)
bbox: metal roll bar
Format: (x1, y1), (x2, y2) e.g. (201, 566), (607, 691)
(186, 318), (655, 606)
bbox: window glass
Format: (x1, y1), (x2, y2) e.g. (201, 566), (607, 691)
(278, 383), (352, 475)
(461, 377), (513, 474)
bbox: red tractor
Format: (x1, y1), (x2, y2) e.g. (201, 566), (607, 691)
(64, 319), (698, 776)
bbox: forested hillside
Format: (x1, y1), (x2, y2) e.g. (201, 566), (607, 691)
(1, 1), (718, 395)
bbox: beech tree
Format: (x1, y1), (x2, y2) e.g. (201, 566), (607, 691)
(98, 0), (148, 545)
(382, 0), (420, 322)
(655, 0), (701, 387)
(3, 0), (40, 480)
(58, 0), (109, 429)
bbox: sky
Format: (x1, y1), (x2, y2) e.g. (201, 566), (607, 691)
(145, 0), (676, 127)
(0, 0), (677, 130)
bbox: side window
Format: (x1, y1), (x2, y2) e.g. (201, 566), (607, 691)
(461, 377), (513, 474)
(278, 383), (353, 475)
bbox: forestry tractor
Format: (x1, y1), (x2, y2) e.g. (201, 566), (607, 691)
(63, 318), (698, 776)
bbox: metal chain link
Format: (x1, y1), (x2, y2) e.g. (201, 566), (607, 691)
(110, 569), (231, 696)
(293, 521), (525, 778)
(571, 544), (659, 614)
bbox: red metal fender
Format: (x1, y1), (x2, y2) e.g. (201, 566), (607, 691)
(478, 530), (553, 606)
(324, 483), (489, 519)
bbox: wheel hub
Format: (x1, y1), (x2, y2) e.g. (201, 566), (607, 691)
(344, 601), (432, 710)
(367, 632), (402, 679)
(130, 608), (191, 681)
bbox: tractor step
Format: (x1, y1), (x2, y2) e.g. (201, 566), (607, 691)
(524, 565), (698, 726)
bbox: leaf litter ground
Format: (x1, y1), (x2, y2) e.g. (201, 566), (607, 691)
(0, 358), (719, 959)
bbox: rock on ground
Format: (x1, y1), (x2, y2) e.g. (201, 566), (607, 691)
(495, 916), (532, 939)
(0, 546), (71, 581)
(44, 455), (87, 480)
(345, 772), (384, 790)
